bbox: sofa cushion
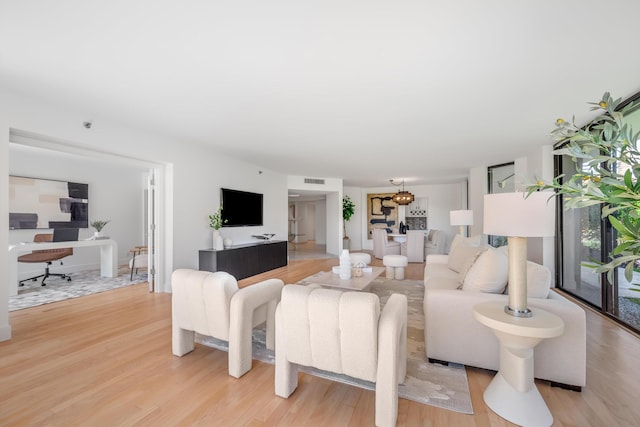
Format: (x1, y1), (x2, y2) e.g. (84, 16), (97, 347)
(461, 246), (508, 294)
(447, 244), (485, 273)
(504, 261), (551, 298)
(426, 262), (459, 281)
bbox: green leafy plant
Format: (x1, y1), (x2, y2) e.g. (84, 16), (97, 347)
(208, 207), (227, 230)
(90, 220), (110, 232)
(527, 92), (640, 281)
(342, 195), (355, 239)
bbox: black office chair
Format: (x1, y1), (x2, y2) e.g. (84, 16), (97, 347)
(18, 234), (73, 286)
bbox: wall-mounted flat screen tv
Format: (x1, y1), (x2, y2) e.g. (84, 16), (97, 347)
(221, 188), (263, 227)
(9, 175), (89, 229)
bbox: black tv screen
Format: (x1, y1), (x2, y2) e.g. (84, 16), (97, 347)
(221, 188), (263, 227)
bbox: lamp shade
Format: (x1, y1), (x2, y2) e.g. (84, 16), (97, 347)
(483, 192), (555, 237)
(450, 210), (474, 226)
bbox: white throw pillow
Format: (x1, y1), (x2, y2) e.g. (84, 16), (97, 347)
(447, 244), (485, 273)
(461, 247), (509, 293)
(504, 261), (551, 298)
(456, 248), (487, 284)
(449, 234), (482, 253)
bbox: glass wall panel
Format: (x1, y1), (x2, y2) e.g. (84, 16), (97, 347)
(557, 96), (640, 333)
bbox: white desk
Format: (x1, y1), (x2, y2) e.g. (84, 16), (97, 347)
(473, 301), (564, 427)
(8, 239), (118, 296)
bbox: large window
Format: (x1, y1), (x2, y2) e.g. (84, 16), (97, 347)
(556, 94), (640, 333)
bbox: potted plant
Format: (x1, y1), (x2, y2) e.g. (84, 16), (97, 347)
(342, 195), (355, 250)
(90, 220), (110, 239)
(209, 207), (226, 250)
(527, 92), (640, 282)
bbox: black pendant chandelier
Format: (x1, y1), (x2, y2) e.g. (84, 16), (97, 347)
(390, 179), (415, 205)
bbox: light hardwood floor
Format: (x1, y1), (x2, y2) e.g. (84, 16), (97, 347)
(1, 255), (639, 426)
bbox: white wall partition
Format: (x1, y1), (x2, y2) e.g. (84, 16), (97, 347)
(0, 89), (289, 341)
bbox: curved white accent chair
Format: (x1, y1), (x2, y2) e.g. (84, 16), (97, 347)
(372, 228), (401, 260)
(424, 229), (447, 256)
(172, 269), (284, 378)
(275, 285), (408, 427)
(400, 230), (425, 263)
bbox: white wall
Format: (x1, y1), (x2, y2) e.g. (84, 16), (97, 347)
(315, 199), (327, 245)
(0, 119), (10, 341)
(343, 186), (362, 250)
(469, 166), (487, 242)
(0, 89), (288, 342)
(9, 146), (146, 279)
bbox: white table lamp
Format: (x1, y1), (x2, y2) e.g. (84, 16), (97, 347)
(450, 210), (474, 236)
(483, 192), (555, 317)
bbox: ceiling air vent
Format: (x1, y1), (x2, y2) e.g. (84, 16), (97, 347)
(304, 178), (325, 185)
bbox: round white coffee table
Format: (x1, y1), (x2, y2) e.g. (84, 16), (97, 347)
(473, 301), (564, 427)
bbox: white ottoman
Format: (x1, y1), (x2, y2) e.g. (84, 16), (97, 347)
(383, 255), (408, 280)
(350, 253), (371, 266)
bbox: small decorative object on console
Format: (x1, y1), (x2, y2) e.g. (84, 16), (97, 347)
(223, 238), (233, 249)
(252, 233), (275, 240)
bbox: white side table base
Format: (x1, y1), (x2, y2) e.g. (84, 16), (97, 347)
(473, 302), (564, 427)
(484, 371), (553, 427)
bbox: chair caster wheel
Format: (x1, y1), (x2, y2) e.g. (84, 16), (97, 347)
(66, 278), (71, 282)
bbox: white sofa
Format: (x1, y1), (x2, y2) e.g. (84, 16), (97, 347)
(423, 241), (586, 390)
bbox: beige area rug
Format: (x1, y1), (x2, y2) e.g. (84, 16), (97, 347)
(9, 268), (148, 311)
(197, 276), (474, 414)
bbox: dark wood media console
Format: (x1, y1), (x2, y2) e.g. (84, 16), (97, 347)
(198, 240), (287, 280)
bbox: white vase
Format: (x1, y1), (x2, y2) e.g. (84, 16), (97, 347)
(223, 237), (233, 249)
(212, 230), (224, 250)
(93, 231), (102, 239)
(339, 249), (351, 280)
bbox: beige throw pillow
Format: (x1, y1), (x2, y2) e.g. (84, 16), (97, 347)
(450, 234), (482, 253)
(504, 261), (551, 299)
(457, 248), (487, 284)
(461, 246), (509, 293)
(448, 244), (485, 273)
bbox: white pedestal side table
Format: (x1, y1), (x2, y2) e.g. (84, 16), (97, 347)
(473, 301), (564, 427)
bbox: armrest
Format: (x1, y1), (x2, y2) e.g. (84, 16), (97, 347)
(424, 288), (587, 387)
(376, 293), (407, 427)
(228, 278), (284, 378)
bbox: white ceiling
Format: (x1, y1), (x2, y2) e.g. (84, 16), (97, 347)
(2, 1), (640, 187)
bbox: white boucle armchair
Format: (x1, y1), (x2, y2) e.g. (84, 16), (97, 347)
(171, 269), (284, 378)
(275, 285), (407, 427)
